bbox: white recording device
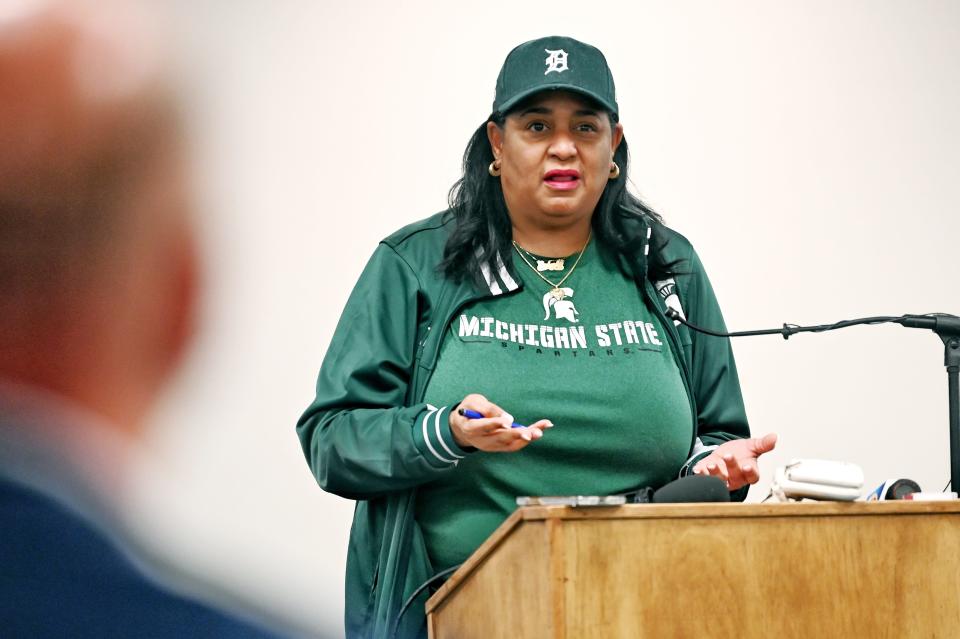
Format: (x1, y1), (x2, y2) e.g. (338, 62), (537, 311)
(769, 459), (864, 502)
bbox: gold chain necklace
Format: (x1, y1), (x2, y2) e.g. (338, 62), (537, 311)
(511, 233), (591, 301)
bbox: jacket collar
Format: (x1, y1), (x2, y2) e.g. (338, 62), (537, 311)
(474, 211), (653, 296)
(476, 249), (520, 296)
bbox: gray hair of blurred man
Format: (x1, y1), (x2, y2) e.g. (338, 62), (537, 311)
(0, 0), (197, 431)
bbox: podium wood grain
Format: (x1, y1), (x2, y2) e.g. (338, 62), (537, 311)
(425, 501), (960, 638)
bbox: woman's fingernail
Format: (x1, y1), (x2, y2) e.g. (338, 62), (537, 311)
(521, 431), (532, 441)
(544, 421), (554, 428)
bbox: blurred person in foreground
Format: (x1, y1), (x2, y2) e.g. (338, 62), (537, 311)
(0, 2), (286, 636)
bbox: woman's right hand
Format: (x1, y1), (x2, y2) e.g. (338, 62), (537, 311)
(449, 394), (553, 452)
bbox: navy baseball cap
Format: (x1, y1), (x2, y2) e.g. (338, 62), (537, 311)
(492, 36), (618, 119)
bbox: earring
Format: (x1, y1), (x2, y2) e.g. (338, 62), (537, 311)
(609, 162), (620, 179)
(488, 159), (502, 177)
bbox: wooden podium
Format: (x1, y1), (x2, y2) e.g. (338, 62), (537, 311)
(425, 501), (960, 638)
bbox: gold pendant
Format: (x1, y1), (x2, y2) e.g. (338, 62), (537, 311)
(550, 287), (566, 301)
(536, 258), (565, 272)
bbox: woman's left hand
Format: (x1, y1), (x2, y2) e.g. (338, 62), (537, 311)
(692, 433), (778, 491)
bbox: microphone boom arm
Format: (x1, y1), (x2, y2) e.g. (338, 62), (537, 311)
(663, 308), (960, 340)
(664, 308), (960, 495)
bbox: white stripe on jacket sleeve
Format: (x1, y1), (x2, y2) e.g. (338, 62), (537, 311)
(421, 407), (456, 464)
(679, 437), (718, 477)
(433, 407), (463, 460)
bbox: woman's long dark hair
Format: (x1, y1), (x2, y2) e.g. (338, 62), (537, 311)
(439, 106), (680, 288)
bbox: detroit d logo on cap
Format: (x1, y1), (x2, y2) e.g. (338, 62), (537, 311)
(544, 49), (568, 75)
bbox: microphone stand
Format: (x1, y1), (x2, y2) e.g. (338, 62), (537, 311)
(934, 324), (960, 493)
(665, 309), (960, 494)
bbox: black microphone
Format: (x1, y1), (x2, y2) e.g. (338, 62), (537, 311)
(899, 314), (960, 338)
(633, 475), (730, 503)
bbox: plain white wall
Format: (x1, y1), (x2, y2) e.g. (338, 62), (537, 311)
(127, 1), (960, 635)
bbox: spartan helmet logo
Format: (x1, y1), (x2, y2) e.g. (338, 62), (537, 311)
(544, 49), (569, 75)
(655, 277), (685, 325)
(543, 288), (579, 323)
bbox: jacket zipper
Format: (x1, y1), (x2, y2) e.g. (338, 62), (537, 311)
(644, 279), (699, 454)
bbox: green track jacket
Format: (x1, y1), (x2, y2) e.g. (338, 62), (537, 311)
(296, 210), (750, 638)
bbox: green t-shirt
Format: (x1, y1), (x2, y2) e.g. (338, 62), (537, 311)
(415, 240), (693, 571)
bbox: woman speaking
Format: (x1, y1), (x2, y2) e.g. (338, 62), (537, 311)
(297, 36), (777, 639)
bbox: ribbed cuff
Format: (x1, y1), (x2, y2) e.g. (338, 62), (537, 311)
(412, 405), (471, 468)
(679, 437), (720, 478)
(679, 451), (712, 478)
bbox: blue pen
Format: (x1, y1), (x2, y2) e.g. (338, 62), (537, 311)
(458, 407), (525, 429)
